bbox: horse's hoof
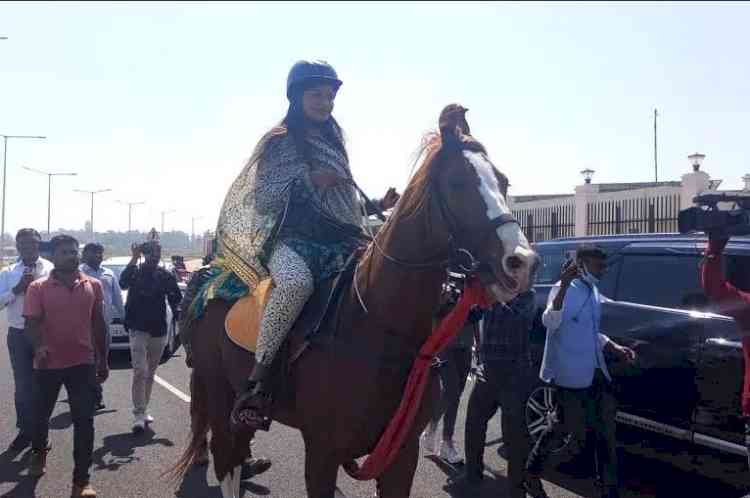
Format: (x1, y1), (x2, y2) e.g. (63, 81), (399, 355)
(241, 457), (272, 479)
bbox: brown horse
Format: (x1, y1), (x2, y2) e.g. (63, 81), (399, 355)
(172, 105), (537, 498)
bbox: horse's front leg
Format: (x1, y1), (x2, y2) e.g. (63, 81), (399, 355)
(303, 435), (341, 498)
(375, 435), (420, 498)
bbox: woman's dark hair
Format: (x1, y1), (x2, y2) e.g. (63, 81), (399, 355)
(248, 81), (347, 168)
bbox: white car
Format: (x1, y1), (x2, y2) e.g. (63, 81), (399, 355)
(101, 256), (182, 359)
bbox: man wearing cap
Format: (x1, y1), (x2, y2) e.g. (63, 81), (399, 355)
(526, 245), (636, 498)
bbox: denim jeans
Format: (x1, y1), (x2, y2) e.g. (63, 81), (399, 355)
(7, 327), (35, 435)
(430, 347), (472, 440)
(32, 364), (97, 485)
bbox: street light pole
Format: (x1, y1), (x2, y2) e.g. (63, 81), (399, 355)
(74, 188), (112, 239)
(160, 209), (176, 234)
(0, 134), (45, 256)
(22, 166), (75, 235)
(117, 200), (145, 232)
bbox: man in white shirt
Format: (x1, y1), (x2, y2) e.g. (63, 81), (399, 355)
(526, 245), (635, 498)
(0, 228), (53, 452)
(80, 242), (125, 410)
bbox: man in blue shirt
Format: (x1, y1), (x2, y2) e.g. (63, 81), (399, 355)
(526, 245), (635, 498)
(80, 242), (125, 410)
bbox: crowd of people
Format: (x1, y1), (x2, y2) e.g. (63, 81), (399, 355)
(4, 56), (750, 498)
(1, 228), (182, 497)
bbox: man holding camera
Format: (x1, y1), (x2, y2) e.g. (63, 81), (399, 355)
(119, 238), (181, 433)
(526, 245), (636, 498)
(702, 231), (750, 453)
(0, 228), (53, 452)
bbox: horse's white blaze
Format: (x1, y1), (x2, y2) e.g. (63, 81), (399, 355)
(463, 151), (533, 275)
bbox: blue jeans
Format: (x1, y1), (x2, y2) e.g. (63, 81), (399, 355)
(7, 327), (34, 435)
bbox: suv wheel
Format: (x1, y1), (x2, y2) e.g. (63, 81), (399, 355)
(525, 384), (573, 454)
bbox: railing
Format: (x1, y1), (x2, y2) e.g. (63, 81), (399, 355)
(586, 191), (680, 235)
(512, 200), (576, 243)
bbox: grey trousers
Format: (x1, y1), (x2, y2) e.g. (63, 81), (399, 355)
(129, 330), (167, 417)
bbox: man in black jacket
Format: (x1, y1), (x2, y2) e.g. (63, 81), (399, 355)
(120, 238), (181, 433)
(453, 289), (548, 498)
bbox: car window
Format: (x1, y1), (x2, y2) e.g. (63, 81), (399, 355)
(616, 254), (708, 309)
(534, 246), (566, 284)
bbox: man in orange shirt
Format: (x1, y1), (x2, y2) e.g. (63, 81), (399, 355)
(23, 235), (108, 498)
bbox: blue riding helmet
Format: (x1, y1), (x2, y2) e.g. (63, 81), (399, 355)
(286, 60), (343, 99)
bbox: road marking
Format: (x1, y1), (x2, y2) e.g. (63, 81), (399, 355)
(154, 374), (191, 403)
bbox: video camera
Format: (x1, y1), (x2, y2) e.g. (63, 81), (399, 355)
(678, 192), (750, 237)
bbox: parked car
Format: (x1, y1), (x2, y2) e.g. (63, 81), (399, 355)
(525, 233), (750, 464)
(101, 256), (181, 359)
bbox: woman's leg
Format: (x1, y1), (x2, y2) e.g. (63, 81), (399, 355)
(254, 243), (315, 366)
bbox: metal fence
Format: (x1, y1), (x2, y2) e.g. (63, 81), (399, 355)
(512, 202), (576, 243)
(586, 193), (681, 235)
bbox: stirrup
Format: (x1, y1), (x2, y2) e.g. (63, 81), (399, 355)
(231, 384), (273, 432)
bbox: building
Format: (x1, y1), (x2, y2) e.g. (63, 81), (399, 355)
(507, 153), (739, 243)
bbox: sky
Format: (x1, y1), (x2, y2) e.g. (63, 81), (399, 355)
(1, 1), (749, 236)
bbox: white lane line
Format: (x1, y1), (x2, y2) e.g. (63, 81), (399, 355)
(154, 374), (191, 403)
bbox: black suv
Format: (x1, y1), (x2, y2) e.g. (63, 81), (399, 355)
(524, 233), (750, 463)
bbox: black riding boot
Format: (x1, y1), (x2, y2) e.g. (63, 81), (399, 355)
(231, 363), (273, 432)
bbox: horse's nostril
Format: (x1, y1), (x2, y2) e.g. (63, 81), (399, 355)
(506, 255), (524, 271)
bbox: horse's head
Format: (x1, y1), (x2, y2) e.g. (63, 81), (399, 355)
(431, 104), (537, 302)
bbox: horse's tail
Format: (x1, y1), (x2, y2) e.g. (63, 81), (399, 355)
(163, 369), (210, 484)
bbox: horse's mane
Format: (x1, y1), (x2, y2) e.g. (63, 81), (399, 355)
(396, 130), (487, 220)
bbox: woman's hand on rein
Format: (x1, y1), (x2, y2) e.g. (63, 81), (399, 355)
(381, 187), (400, 210)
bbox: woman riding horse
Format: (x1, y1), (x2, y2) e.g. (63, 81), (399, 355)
(203, 60), (399, 427)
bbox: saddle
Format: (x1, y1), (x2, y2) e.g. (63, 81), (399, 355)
(224, 252), (359, 366)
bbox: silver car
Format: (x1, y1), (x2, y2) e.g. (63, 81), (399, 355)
(101, 256), (181, 359)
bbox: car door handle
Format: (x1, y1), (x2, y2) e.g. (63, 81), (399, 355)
(705, 338), (742, 349)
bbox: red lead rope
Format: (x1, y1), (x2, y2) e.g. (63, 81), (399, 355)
(343, 278), (491, 480)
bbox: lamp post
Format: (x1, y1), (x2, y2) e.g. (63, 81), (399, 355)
(0, 134), (45, 257)
(580, 168), (595, 184)
(117, 200), (145, 233)
(22, 166), (76, 235)
(74, 188), (112, 239)
(160, 210), (176, 234)
(688, 153), (706, 172)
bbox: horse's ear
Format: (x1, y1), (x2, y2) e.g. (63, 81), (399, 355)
(439, 104), (471, 150)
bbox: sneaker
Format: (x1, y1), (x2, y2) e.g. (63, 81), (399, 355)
(132, 415), (146, 433)
(438, 439), (464, 465)
(144, 414), (154, 424)
(9, 432), (31, 452)
(420, 426), (438, 455)
(29, 448), (49, 477)
(71, 482), (97, 497)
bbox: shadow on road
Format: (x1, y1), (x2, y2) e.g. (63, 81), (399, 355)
(0, 448), (40, 498)
(91, 427), (174, 472)
(173, 460), (271, 497)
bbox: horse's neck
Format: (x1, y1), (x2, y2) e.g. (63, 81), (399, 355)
(356, 202), (452, 343)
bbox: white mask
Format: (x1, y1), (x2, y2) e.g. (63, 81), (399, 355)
(580, 261), (599, 286)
